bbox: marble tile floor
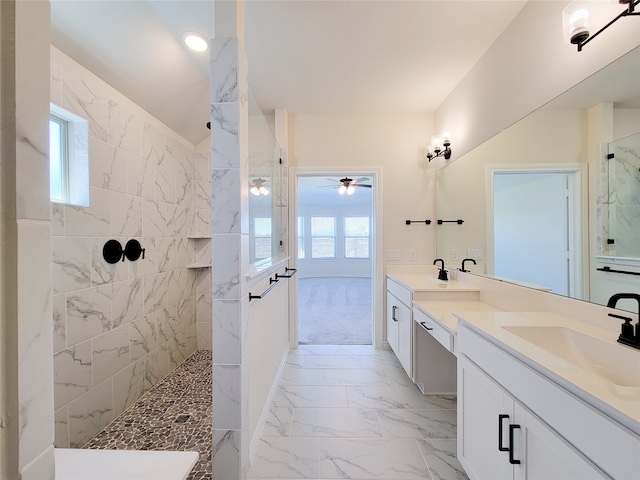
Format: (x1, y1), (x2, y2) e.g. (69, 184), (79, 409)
(83, 350), (212, 480)
(248, 344), (469, 480)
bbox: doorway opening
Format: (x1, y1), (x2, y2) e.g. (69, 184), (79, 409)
(487, 165), (586, 299)
(295, 174), (375, 345)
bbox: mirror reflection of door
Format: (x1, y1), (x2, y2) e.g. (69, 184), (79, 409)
(492, 172), (578, 296)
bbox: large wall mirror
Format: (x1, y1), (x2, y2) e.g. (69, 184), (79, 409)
(248, 88), (287, 271)
(436, 46), (640, 311)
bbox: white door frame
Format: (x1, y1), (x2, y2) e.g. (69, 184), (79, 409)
(289, 166), (384, 349)
(485, 163), (588, 300)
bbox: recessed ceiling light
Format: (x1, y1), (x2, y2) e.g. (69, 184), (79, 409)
(182, 32), (208, 52)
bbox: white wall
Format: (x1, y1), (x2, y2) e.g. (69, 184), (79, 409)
(248, 270), (289, 457)
(291, 114), (436, 266)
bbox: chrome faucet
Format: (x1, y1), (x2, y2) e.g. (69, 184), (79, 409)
(607, 293), (640, 349)
(460, 258), (476, 272)
(433, 258), (448, 281)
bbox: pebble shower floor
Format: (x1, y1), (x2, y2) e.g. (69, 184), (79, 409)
(84, 350), (213, 480)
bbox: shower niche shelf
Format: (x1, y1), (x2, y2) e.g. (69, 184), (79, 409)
(187, 235), (211, 269)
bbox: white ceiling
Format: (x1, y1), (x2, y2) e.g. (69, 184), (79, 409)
(50, 1), (529, 145)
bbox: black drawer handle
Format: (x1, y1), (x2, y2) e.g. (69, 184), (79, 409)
(392, 306), (399, 322)
(420, 322), (433, 331)
(498, 414), (509, 452)
(509, 424), (521, 465)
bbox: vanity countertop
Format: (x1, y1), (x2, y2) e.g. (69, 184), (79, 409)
(413, 300), (502, 333)
(387, 273), (480, 293)
(455, 310), (640, 435)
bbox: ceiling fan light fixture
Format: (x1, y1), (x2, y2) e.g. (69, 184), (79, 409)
(250, 178), (270, 196)
(183, 32), (209, 52)
(338, 185), (347, 195)
(347, 185), (355, 195)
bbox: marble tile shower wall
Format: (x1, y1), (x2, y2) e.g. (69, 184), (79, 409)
(601, 136), (640, 257)
(49, 51), (213, 449)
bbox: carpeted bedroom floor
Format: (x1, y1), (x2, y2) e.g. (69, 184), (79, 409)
(297, 277), (372, 345)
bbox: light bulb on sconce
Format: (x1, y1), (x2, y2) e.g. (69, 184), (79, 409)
(563, 0), (639, 52)
(426, 132), (452, 162)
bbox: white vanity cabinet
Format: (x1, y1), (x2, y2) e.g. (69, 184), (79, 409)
(386, 278), (413, 377)
(458, 321), (638, 480)
(459, 356), (606, 480)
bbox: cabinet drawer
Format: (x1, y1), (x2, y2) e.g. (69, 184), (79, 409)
(414, 308), (454, 352)
(387, 278), (412, 306)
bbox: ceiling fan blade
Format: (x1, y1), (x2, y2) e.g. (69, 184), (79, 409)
(354, 177), (370, 183)
(354, 184), (372, 188)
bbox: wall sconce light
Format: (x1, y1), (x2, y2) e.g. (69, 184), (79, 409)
(563, 0), (639, 52)
(250, 178), (269, 196)
(426, 132), (452, 162)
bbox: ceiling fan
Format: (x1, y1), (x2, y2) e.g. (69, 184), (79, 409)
(249, 177), (269, 196)
(322, 177), (372, 195)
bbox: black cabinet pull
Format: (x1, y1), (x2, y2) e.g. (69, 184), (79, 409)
(509, 424), (521, 465)
(420, 322), (433, 331)
(392, 306), (398, 322)
(498, 414), (509, 452)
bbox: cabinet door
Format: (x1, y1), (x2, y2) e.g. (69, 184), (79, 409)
(458, 357), (513, 480)
(514, 405), (607, 480)
(396, 299), (412, 376)
(387, 292), (400, 355)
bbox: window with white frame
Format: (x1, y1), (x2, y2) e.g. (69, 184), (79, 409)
(49, 104), (89, 206)
(254, 217), (272, 260)
(49, 114), (68, 203)
(344, 216), (370, 258)
(311, 216), (336, 258)
(298, 216), (305, 259)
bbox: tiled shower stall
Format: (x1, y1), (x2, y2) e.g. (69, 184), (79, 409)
(50, 46), (213, 449)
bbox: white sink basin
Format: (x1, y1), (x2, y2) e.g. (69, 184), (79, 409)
(502, 326), (640, 388)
